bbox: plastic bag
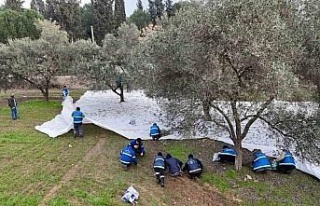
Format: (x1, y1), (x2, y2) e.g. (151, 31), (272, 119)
(212, 153), (220, 162)
(121, 185), (139, 204)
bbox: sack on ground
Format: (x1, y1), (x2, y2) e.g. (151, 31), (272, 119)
(121, 185), (139, 204)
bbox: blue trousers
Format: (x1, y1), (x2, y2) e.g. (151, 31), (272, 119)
(11, 107), (18, 120)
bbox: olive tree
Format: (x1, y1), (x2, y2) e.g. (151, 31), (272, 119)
(141, 0), (301, 170)
(291, 0), (320, 106)
(0, 20), (71, 101)
(72, 23), (140, 102)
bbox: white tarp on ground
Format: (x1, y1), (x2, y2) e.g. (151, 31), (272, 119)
(35, 90), (320, 180)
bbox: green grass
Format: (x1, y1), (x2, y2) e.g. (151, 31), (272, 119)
(200, 165), (320, 206)
(163, 139), (320, 206)
(47, 197), (72, 206)
(0, 94), (320, 206)
(163, 141), (191, 160)
(201, 172), (231, 192)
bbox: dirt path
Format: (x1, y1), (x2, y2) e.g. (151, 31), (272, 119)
(165, 176), (235, 206)
(143, 141), (237, 206)
(37, 138), (106, 206)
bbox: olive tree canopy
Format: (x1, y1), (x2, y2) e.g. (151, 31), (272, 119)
(139, 0), (301, 170)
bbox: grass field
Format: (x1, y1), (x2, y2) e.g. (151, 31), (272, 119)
(0, 92), (319, 206)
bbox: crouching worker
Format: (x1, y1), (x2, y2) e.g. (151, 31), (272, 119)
(252, 149), (271, 173)
(129, 138), (145, 156)
(218, 145), (236, 164)
(153, 152), (166, 187)
(183, 154), (203, 179)
(274, 149), (296, 174)
(120, 145), (137, 169)
(150, 123), (161, 141)
(166, 153), (183, 177)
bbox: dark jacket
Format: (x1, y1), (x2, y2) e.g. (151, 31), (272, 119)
(8, 97), (17, 108)
(166, 156), (183, 174)
(153, 155), (166, 170)
(62, 88), (69, 97)
(183, 157), (203, 174)
(129, 139), (145, 154)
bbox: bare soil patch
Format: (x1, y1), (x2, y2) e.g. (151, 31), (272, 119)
(142, 140), (237, 206)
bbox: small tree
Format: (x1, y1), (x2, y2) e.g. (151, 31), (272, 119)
(73, 23), (140, 102)
(142, 0), (300, 170)
(0, 21), (72, 101)
(128, 9), (150, 33)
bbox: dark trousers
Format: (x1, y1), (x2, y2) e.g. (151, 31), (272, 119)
(154, 167), (165, 176)
(134, 148), (145, 156)
(151, 134), (161, 141)
(73, 123), (83, 137)
(11, 107), (18, 120)
(277, 165), (295, 174)
(220, 155), (235, 164)
(188, 170), (202, 179)
(154, 167), (165, 186)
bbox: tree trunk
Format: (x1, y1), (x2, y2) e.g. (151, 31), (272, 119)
(40, 87), (49, 101)
(45, 86), (50, 101)
(202, 98), (211, 121)
(119, 85), (124, 102)
(317, 82), (320, 108)
(234, 139), (243, 170)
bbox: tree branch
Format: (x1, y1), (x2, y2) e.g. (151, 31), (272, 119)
(238, 65), (253, 78)
(105, 81), (122, 96)
(258, 116), (292, 138)
(210, 117), (231, 135)
(209, 102), (236, 140)
(241, 95), (275, 138)
(231, 99), (241, 138)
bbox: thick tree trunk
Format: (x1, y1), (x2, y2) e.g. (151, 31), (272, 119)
(234, 139), (243, 170)
(39, 87), (49, 102)
(40, 87), (49, 101)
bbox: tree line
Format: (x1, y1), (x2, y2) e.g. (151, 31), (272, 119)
(1, 0), (320, 170)
(0, 0), (184, 44)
